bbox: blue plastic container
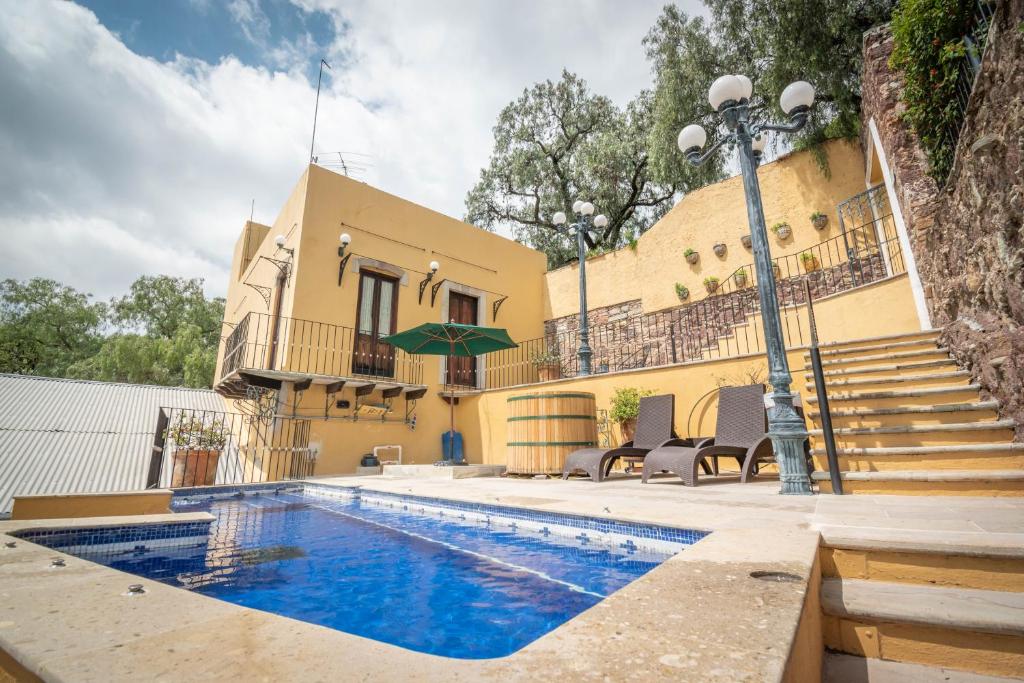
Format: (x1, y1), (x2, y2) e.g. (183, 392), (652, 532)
(441, 430), (465, 464)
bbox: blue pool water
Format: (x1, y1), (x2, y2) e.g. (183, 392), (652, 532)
(33, 490), (696, 659)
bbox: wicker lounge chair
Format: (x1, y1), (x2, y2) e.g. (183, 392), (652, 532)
(561, 394), (690, 482)
(641, 384), (772, 486)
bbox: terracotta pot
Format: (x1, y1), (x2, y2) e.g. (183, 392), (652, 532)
(537, 363), (561, 382)
(733, 272), (748, 288)
(713, 243), (727, 258)
(704, 279), (719, 294)
(812, 215), (829, 230)
(685, 252), (700, 265)
(171, 449), (221, 487)
(619, 419), (636, 444)
(802, 256), (820, 273)
(741, 234), (752, 249)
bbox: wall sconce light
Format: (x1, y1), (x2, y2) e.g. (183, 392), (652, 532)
(418, 260), (440, 304)
(337, 232), (352, 286)
(274, 234), (294, 256)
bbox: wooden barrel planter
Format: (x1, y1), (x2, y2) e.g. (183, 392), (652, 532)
(506, 392), (598, 475)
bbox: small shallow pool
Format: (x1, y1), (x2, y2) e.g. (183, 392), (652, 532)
(17, 486), (707, 659)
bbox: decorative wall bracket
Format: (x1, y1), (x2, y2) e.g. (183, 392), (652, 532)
(242, 281), (273, 308)
(430, 279), (448, 307)
(324, 380), (345, 419)
(418, 272), (436, 304)
(492, 296), (508, 321)
(337, 247), (352, 286)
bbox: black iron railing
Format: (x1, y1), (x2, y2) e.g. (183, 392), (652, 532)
(486, 203), (905, 390)
(147, 407), (315, 489)
(221, 312), (424, 386)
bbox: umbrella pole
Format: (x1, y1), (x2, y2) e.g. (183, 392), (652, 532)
(448, 341), (455, 462)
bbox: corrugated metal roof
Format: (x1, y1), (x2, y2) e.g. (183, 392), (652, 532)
(0, 374), (226, 515)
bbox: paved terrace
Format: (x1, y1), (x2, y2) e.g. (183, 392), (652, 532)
(1, 474), (1021, 682)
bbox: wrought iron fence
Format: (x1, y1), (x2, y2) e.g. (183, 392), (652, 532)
(221, 312), (423, 386)
(938, 0), (996, 183)
(146, 407), (316, 489)
(485, 194), (905, 390)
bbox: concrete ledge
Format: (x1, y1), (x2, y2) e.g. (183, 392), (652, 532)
(818, 526), (1024, 560)
(10, 490), (173, 520)
(823, 652), (1020, 683)
(813, 470), (1024, 482)
(382, 464), (506, 479)
(822, 578), (1024, 636)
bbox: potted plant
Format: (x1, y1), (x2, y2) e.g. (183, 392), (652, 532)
(740, 234), (752, 249)
(771, 222), (792, 240)
(166, 414), (228, 487)
(684, 247), (699, 265)
(531, 348), (562, 382)
(674, 282), (690, 301)
(733, 268), (749, 288)
(609, 387), (653, 444)
(703, 276), (720, 294)
(801, 251), (820, 273)
(713, 242), (727, 258)
(811, 211), (829, 230)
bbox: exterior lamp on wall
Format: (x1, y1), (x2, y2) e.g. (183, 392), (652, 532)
(273, 234), (294, 256)
(553, 201), (606, 376)
(337, 232), (352, 286)
(418, 260), (441, 304)
(677, 74), (816, 495)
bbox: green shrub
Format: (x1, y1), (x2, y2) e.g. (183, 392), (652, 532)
(609, 387), (654, 423)
(890, 0), (975, 182)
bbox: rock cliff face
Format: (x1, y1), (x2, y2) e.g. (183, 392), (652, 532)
(861, 2), (1024, 439)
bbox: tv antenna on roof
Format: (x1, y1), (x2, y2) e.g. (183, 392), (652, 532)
(309, 58), (331, 163)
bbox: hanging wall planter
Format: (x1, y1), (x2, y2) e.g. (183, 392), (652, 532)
(733, 268), (749, 288)
(674, 283), (690, 301)
(771, 222), (792, 240)
(713, 242), (727, 258)
(811, 212), (829, 230)
(684, 248), (699, 265)
(741, 234), (752, 249)
(703, 276), (720, 294)
(801, 252), (820, 273)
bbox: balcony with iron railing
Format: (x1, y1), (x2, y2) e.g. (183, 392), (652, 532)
(218, 313), (425, 397)
(485, 186), (906, 390)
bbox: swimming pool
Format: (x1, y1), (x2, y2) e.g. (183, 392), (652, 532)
(16, 485), (707, 659)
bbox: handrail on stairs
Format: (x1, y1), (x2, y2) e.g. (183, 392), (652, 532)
(805, 279), (843, 494)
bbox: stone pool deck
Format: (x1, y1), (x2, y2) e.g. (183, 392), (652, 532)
(2, 474), (1021, 682)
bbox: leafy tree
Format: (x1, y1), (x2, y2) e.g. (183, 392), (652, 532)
(0, 275), (224, 389)
(466, 71), (715, 267)
(0, 279), (106, 377)
(644, 1), (895, 178)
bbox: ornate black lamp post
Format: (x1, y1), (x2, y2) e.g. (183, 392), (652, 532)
(553, 201), (608, 376)
(678, 75), (815, 495)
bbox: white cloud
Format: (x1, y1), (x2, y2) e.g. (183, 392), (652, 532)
(0, 0), (703, 300)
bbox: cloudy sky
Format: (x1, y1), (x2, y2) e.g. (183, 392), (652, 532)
(0, 0), (706, 300)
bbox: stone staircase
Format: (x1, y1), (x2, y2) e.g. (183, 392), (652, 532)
(814, 496), (1024, 680)
(803, 330), (1024, 496)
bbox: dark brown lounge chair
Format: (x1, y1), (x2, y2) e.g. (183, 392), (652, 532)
(641, 384), (772, 486)
(561, 394), (691, 482)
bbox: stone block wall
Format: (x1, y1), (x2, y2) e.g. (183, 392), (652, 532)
(861, 2), (1024, 439)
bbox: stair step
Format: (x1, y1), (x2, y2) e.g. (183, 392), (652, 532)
(818, 526), (1024, 562)
(806, 348), (950, 370)
(822, 578), (1024, 637)
(804, 337), (940, 360)
(807, 370), (972, 389)
(809, 401), (1000, 419)
(823, 652), (1022, 682)
(806, 384), (982, 403)
(810, 419), (1016, 437)
(816, 330), (941, 351)
(806, 358), (960, 380)
(811, 443), (1024, 457)
(813, 470), (1024, 483)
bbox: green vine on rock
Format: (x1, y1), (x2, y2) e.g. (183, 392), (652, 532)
(889, 0), (975, 183)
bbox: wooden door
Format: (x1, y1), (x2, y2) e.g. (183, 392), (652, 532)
(353, 271), (398, 377)
(447, 292), (478, 387)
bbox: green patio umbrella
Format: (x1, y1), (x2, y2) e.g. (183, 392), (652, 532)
(381, 322), (517, 462)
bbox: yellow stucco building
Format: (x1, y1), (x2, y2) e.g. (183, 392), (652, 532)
(215, 139), (925, 476)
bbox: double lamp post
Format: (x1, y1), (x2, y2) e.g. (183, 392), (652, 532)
(559, 75), (816, 495)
